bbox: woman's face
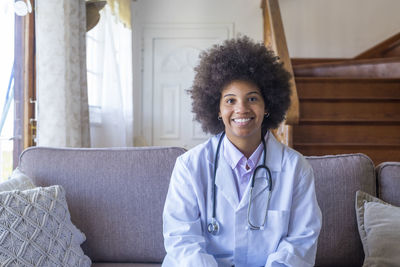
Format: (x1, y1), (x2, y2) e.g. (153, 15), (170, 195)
(219, 80), (266, 144)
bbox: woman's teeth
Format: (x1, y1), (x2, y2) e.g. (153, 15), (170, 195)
(233, 118), (251, 123)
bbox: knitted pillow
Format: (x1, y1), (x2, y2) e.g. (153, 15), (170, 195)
(0, 185), (91, 266)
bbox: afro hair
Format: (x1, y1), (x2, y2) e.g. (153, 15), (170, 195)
(189, 36), (292, 135)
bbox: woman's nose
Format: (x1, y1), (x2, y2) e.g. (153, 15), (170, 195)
(234, 101), (249, 113)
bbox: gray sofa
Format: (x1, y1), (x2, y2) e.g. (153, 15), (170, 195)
(16, 146), (400, 266)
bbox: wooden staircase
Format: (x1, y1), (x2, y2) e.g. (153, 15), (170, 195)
(292, 34), (400, 165)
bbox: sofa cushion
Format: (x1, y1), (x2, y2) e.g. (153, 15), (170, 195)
(18, 147), (186, 263)
(0, 168), (36, 192)
(355, 190), (400, 267)
(0, 185), (90, 266)
(376, 162), (400, 206)
(306, 153), (375, 267)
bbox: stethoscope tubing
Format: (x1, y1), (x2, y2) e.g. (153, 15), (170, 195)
(211, 132), (225, 220)
(208, 132), (272, 235)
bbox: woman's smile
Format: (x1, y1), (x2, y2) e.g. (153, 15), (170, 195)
(232, 117), (254, 126)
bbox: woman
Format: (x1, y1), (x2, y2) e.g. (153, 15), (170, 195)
(162, 36), (322, 267)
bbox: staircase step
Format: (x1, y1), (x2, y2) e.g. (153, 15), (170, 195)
(300, 100), (400, 122)
(294, 144), (400, 165)
(296, 77), (400, 100)
(293, 125), (400, 144)
(293, 57), (400, 78)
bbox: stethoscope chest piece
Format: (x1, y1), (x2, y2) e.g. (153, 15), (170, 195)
(207, 219), (220, 235)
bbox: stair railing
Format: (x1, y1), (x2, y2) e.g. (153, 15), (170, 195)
(262, 0), (299, 146)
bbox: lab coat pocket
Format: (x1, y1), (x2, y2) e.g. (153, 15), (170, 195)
(246, 210), (290, 266)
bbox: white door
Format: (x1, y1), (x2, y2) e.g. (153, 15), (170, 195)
(142, 26), (233, 149)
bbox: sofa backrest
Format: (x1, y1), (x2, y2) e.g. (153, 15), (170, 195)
(376, 162), (400, 206)
(19, 147), (379, 266)
(18, 146), (186, 263)
(306, 154), (376, 267)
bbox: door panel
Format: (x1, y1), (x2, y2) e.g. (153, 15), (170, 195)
(143, 26), (232, 148)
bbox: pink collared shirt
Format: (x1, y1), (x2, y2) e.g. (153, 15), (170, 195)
(223, 136), (264, 201)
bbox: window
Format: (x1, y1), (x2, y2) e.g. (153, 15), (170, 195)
(0, 0), (15, 180)
(86, 24), (105, 126)
(0, 0), (35, 180)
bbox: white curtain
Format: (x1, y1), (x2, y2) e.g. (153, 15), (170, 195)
(86, 5), (133, 147)
(36, 0), (90, 147)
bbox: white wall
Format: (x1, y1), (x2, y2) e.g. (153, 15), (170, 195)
(280, 0), (400, 58)
(132, 0), (263, 41)
(132, 0), (400, 58)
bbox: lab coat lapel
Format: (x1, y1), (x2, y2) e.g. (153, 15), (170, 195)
(215, 156), (240, 209)
(264, 131), (283, 173)
(237, 132), (283, 211)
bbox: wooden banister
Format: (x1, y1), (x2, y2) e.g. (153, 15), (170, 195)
(355, 32), (400, 59)
(262, 0), (299, 146)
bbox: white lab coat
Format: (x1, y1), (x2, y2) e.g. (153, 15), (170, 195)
(162, 132), (322, 267)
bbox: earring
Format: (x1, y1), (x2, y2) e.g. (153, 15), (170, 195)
(264, 112), (270, 118)
(218, 116), (222, 121)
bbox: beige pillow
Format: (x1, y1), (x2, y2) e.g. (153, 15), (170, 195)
(355, 190), (400, 267)
(0, 167), (36, 192)
(0, 185), (91, 266)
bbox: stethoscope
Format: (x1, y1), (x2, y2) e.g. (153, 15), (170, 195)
(207, 132), (273, 235)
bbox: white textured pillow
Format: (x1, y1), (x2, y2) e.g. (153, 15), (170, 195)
(355, 190), (400, 267)
(0, 185), (91, 266)
(0, 168), (36, 192)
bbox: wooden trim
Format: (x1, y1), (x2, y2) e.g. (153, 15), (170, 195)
(355, 32), (400, 59)
(291, 58), (348, 66)
(13, 1), (36, 168)
(262, 0), (299, 125)
(293, 57), (400, 78)
(294, 56), (400, 69)
(24, 3), (36, 149)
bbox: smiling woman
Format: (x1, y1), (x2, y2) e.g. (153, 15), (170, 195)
(162, 36), (322, 267)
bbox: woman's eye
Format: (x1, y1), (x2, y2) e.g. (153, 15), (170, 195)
(226, 99), (235, 104)
(249, 97), (257, 102)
